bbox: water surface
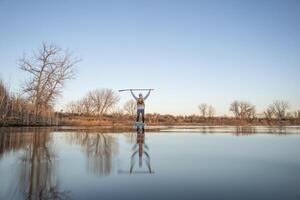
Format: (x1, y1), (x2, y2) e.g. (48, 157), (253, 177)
(0, 126), (300, 200)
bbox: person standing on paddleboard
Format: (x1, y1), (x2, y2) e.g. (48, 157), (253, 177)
(130, 89), (151, 123)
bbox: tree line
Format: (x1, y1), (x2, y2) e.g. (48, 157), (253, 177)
(65, 91), (137, 117)
(65, 88), (120, 118)
(198, 100), (300, 120)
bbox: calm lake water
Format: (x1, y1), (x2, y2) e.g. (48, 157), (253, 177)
(0, 126), (300, 200)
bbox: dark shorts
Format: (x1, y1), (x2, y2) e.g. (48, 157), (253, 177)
(137, 109), (145, 116)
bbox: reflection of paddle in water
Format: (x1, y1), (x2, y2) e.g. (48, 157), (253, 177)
(130, 126), (153, 174)
(119, 124), (154, 174)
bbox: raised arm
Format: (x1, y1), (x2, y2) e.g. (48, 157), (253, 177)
(144, 90), (151, 100)
(130, 90), (138, 100)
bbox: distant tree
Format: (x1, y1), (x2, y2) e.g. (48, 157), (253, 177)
(65, 89), (120, 117)
(66, 101), (82, 114)
(123, 100), (136, 116)
(88, 88), (120, 116)
(229, 100), (240, 118)
(229, 100), (256, 119)
(270, 100), (289, 120)
(19, 43), (80, 116)
(242, 102), (256, 119)
(263, 105), (275, 119)
(208, 105), (215, 118)
(198, 103), (208, 117)
(286, 112), (293, 119)
(293, 110), (300, 119)
(80, 95), (93, 115)
(0, 79), (9, 123)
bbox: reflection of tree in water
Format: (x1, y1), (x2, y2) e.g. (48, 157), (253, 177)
(0, 128), (70, 200)
(234, 126), (288, 135)
(234, 126), (257, 135)
(123, 132), (137, 144)
(266, 126), (287, 134)
(66, 132), (118, 176)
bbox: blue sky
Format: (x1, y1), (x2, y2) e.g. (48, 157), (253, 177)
(0, 0), (299, 115)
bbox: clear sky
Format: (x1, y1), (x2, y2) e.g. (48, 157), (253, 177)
(0, 0), (299, 115)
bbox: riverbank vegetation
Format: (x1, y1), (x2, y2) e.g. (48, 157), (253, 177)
(59, 112), (300, 127)
(2, 71), (300, 126)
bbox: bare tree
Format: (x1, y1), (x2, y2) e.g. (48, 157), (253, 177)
(19, 43), (80, 116)
(65, 89), (119, 117)
(240, 102), (256, 119)
(0, 79), (10, 123)
(286, 112), (293, 119)
(264, 105), (275, 119)
(89, 88), (120, 116)
(80, 95), (93, 115)
(198, 103), (208, 117)
(229, 100), (256, 119)
(1, 77), (60, 126)
(229, 100), (239, 118)
(293, 110), (300, 119)
(208, 105), (215, 118)
(123, 100), (136, 116)
(65, 101), (80, 114)
(270, 100), (289, 120)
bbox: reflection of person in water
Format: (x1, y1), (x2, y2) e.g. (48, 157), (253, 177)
(130, 128), (153, 174)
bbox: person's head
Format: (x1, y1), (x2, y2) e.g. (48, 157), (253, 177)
(139, 93), (143, 98)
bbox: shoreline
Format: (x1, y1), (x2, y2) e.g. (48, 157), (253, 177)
(1, 120), (300, 128)
(1, 124), (300, 134)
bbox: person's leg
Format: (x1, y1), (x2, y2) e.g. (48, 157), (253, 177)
(141, 109), (145, 123)
(136, 110), (140, 122)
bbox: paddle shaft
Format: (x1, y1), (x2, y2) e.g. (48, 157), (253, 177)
(118, 89), (154, 92)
